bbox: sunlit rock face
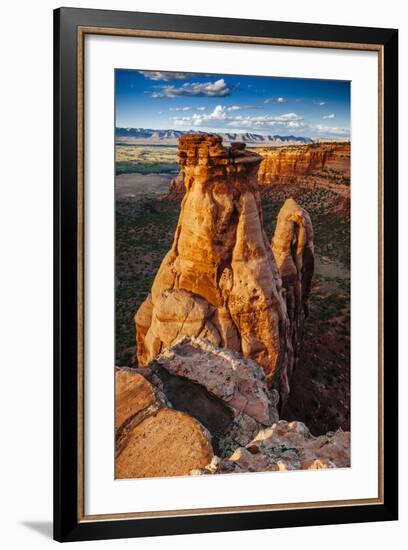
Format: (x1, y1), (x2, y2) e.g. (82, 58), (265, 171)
(257, 142), (350, 197)
(167, 142), (350, 199)
(135, 134), (314, 406)
(214, 420), (350, 474)
(115, 368), (214, 479)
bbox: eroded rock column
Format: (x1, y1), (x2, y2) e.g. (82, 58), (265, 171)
(272, 198), (315, 392)
(135, 134), (314, 406)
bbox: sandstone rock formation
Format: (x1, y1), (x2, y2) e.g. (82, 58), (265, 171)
(166, 170), (185, 200)
(272, 198), (315, 386)
(115, 341), (350, 479)
(135, 134), (314, 406)
(166, 142), (350, 201)
(257, 143), (350, 197)
(115, 368), (214, 479)
(115, 367), (159, 429)
(196, 420), (350, 475)
(142, 338), (279, 455)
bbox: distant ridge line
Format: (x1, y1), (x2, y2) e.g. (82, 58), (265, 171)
(115, 127), (315, 146)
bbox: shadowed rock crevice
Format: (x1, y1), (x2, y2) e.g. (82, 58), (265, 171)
(144, 339), (280, 456)
(147, 365), (234, 454)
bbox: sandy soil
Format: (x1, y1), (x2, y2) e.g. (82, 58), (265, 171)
(115, 173), (173, 199)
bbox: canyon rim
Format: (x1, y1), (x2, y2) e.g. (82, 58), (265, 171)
(115, 69), (351, 479)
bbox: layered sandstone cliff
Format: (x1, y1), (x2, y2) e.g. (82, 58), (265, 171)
(166, 142), (350, 200)
(135, 134), (314, 406)
(257, 142), (350, 197)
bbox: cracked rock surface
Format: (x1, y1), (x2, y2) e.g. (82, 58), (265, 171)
(115, 368), (214, 479)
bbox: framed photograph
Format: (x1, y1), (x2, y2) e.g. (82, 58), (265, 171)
(54, 7), (398, 542)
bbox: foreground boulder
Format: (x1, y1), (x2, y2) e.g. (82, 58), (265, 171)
(135, 134), (314, 406)
(116, 407), (214, 479)
(198, 420), (350, 475)
(115, 343), (350, 479)
(142, 338), (279, 456)
(115, 367), (159, 429)
(115, 369), (214, 479)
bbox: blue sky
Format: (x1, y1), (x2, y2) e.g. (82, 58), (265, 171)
(115, 69), (350, 139)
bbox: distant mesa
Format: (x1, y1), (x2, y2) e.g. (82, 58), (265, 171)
(115, 127), (314, 146)
(135, 133), (315, 408)
(257, 142), (350, 196)
(167, 141), (350, 200)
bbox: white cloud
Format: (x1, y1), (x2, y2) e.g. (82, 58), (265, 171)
(210, 105), (227, 119)
(196, 106), (206, 111)
(226, 104), (264, 111)
(314, 101), (327, 106)
(264, 97), (287, 104)
(171, 105), (305, 131)
(151, 78), (231, 98)
(272, 112), (302, 121)
(314, 124), (349, 136)
(138, 71), (195, 81)
(169, 106), (192, 112)
(322, 113), (335, 119)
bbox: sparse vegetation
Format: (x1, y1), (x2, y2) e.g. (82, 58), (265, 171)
(115, 195), (179, 362)
(115, 144), (178, 175)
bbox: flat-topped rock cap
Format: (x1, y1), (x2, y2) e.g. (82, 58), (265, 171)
(179, 133), (223, 146)
(178, 133), (261, 165)
(178, 133), (228, 164)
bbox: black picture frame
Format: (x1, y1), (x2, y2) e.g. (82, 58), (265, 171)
(54, 7), (398, 542)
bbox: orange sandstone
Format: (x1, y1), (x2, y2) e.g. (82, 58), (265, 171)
(135, 134), (314, 406)
(115, 369), (214, 479)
